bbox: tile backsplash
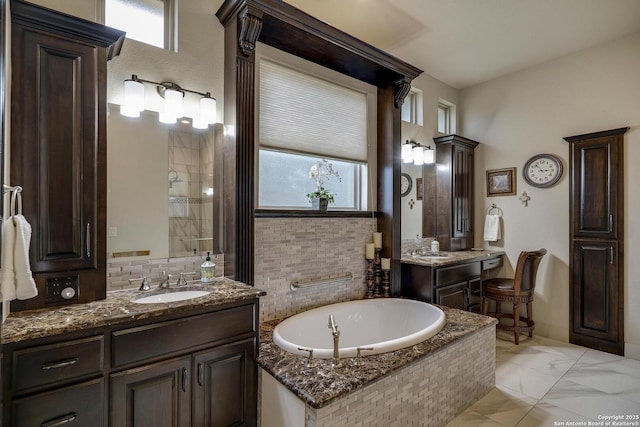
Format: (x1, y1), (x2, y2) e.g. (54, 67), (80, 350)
(255, 217), (378, 321)
(107, 253), (225, 290)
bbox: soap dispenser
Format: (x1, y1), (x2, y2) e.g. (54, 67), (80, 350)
(430, 237), (440, 254)
(201, 252), (216, 283)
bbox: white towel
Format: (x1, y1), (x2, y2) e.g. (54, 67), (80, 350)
(13, 215), (38, 300)
(1, 216), (17, 301)
(0, 215), (38, 303)
(483, 214), (501, 242)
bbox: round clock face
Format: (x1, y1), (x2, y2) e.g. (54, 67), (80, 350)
(523, 154), (563, 188)
(400, 173), (412, 197)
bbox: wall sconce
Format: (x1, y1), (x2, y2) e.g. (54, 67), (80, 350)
(402, 140), (434, 165)
(120, 74), (217, 128)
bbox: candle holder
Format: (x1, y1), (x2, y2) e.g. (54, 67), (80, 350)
(381, 268), (390, 298)
(374, 248), (382, 297)
(365, 259), (375, 299)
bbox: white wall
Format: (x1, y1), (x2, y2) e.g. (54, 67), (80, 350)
(460, 32), (640, 359)
(26, 0), (225, 122)
(401, 72), (459, 240)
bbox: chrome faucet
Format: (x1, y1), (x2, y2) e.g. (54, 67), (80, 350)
(176, 272), (196, 286)
(159, 271), (172, 289)
(327, 314), (341, 367)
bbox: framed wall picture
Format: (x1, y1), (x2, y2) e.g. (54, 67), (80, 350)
(486, 167), (516, 197)
(416, 178), (423, 200)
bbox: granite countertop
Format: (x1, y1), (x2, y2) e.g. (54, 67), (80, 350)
(2, 278), (267, 344)
(401, 249), (505, 267)
(258, 305), (498, 409)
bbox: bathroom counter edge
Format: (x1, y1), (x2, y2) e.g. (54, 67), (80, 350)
(2, 278), (267, 344)
(400, 250), (505, 267)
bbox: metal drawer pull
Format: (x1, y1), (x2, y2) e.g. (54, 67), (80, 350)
(86, 223), (91, 258)
(197, 363), (204, 386)
(41, 358), (78, 370)
(41, 412), (77, 427)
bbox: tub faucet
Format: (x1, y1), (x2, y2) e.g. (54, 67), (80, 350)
(328, 314), (341, 367)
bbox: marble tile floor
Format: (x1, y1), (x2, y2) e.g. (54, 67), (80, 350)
(447, 332), (640, 427)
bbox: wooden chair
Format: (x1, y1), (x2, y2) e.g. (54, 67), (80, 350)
(481, 249), (547, 344)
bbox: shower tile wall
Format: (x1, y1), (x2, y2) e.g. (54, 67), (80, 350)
(168, 129), (214, 257)
(255, 217), (377, 321)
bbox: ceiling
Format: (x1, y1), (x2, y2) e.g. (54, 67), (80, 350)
(267, 0), (640, 89)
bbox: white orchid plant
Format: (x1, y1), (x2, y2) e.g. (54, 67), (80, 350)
(307, 159), (341, 204)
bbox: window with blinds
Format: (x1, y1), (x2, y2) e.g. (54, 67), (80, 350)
(257, 54), (375, 210)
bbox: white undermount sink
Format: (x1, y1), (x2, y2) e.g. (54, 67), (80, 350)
(131, 289), (211, 304)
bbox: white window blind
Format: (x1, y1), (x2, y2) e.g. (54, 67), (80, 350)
(259, 59), (368, 162)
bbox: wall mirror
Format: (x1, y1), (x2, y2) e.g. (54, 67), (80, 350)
(106, 103), (223, 260)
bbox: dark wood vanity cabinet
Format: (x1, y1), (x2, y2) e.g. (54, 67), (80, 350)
(402, 257), (501, 312)
(424, 135), (479, 251)
(2, 300), (260, 426)
(565, 127), (627, 355)
(9, 1), (124, 311)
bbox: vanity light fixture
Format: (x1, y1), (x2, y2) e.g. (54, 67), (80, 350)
(402, 140), (434, 165)
(120, 74), (217, 128)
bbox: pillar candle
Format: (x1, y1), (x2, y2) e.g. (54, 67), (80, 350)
(365, 243), (375, 259)
(373, 232), (382, 248)
(381, 258), (391, 270)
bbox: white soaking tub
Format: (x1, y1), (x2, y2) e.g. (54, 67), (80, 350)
(272, 298), (446, 358)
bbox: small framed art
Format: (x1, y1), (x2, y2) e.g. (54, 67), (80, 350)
(416, 178), (423, 200)
(486, 167), (516, 197)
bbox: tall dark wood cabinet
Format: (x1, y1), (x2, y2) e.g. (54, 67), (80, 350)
(564, 127), (628, 355)
(424, 134), (479, 251)
(9, 1), (124, 310)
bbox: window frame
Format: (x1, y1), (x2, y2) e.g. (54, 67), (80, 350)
(103, 0), (177, 51)
(401, 87), (423, 126)
(254, 43), (377, 212)
(437, 99), (456, 134)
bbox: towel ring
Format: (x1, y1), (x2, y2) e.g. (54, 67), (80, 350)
(486, 203), (503, 217)
(4, 185), (23, 216)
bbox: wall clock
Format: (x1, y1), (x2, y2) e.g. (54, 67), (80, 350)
(400, 173), (412, 197)
(523, 154), (563, 188)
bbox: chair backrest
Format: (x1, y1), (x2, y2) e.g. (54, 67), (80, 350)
(513, 249), (547, 293)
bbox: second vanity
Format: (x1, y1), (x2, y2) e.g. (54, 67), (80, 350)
(1, 279), (266, 427)
(401, 250), (504, 312)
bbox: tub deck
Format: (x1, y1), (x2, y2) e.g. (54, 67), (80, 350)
(258, 304), (497, 409)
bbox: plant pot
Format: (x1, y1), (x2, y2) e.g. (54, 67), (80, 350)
(311, 197), (329, 212)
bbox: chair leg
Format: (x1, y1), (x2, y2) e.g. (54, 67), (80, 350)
(496, 301), (501, 317)
(482, 297), (488, 315)
(527, 301), (534, 337)
(513, 303), (520, 345)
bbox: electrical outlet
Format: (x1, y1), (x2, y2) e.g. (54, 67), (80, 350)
(109, 227), (118, 237)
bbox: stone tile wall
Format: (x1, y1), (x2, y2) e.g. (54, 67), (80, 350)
(107, 253), (225, 290)
(306, 325), (496, 427)
(255, 217), (378, 321)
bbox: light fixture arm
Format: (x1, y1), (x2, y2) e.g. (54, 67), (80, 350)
(128, 74), (216, 100)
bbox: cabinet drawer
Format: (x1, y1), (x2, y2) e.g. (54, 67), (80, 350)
(12, 335), (104, 394)
(482, 257), (503, 271)
(435, 282), (467, 310)
(12, 377), (104, 427)
(435, 262), (481, 287)
(112, 304), (256, 368)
